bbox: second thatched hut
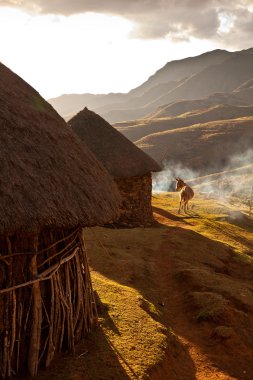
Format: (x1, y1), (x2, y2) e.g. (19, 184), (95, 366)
(68, 108), (161, 227)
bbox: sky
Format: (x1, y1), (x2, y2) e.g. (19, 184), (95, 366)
(0, 0), (252, 99)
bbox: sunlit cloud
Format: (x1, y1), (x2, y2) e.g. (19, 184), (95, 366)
(218, 12), (235, 34)
(0, 1), (252, 98)
(1, 0), (252, 42)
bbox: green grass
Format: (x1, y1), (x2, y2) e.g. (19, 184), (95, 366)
(153, 192), (253, 258)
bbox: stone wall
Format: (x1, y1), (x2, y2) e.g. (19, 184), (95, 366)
(114, 173), (154, 227)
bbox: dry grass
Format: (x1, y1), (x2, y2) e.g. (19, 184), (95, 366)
(30, 193), (253, 380)
(115, 105), (253, 143)
(32, 226), (168, 380)
(187, 292), (229, 322)
(136, 117), (253, 170)
(91, 272), (167, 379)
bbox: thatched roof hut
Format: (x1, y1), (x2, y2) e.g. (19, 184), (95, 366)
(68, 107), (161, 226)
(0, 62), (121, 378)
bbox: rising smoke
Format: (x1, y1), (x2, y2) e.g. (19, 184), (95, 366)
(152, 160), (199, 192)
(152, 149), (253, 206)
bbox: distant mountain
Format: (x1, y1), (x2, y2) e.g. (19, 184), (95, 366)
(128, 49), (232, 97)
(138, 84), (253, 125)
(49, 92), (126, 121)
(92, 80), (183, 115)
(102, 49), (253, 123)
(136, 117), (253, 175)
(48, 48), (237, 121)
(49, 47), (253, 178)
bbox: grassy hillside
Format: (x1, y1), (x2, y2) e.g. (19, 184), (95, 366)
(28, 193), (253, 380)
(147, 91), (251, 120)
(115, 104), (253, 142)
(136, 117), (253, 172)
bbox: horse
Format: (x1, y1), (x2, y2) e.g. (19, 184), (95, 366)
(175, 177), (194, 214)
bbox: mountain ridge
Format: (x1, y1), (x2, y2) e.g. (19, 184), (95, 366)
(49, 48), (247, 122)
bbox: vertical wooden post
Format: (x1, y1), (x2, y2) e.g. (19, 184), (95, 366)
(28, 234), (42, 377)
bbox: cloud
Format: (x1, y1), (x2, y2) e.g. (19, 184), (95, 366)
(0, 0), (253, 45)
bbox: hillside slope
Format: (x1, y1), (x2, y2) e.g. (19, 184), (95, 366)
(104, 51), (253, 123)
(93, 80), (183, 115)
(115, 104), (253, 142)
(136, 117), (253, 172)
(30, 194), (253, 380)
(129, 49), (232, 97)
(147, 53), (253, 109)
(147, 91), (252, 120)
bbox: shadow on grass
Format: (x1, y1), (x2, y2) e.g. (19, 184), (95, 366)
(94, 290), (121, 336)
(206, 213), (253, 254)
(216, 210), (253, 232)
(152, 206), (198, 224)
(21, 325), (131, 380)
(152, 206), (182, 222)
(89, 218), (253, 380)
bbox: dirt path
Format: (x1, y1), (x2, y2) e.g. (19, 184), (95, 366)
(150, 208), (253, 380)
(152, 214), (227, 380)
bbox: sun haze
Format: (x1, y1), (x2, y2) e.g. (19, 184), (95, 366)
(0, 0), (252, 98)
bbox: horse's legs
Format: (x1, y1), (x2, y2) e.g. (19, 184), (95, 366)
(178, 200), (182, 214)
(184, 201), (188, 213)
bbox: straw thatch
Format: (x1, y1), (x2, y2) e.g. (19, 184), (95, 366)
(68, 108), (161, 226)
(68, 107), (161, 179)
(0, 62), (121, 378)
(0, 63), (121, 236)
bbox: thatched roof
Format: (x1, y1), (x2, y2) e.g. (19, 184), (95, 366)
(68, 108), (161, 179)
(0, 62), (121, 235)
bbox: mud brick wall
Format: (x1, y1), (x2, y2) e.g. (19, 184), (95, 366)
(114, 173), (154, 227)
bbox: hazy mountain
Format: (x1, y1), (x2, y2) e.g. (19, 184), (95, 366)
(48, 48), (236, 121)
(127, 49), (232, 97)
(233, 80), (253, 104)
(92, 80), (183, 115)
(235, 78), (253, 91)
(102, 49), (253, 123)
(109, 88), (253, 131)
(49, 92), (126, 121)
(148, 51), (253, 106)
(48, 47), (253, 178)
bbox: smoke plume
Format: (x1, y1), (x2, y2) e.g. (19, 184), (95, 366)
(152, 149), (253, 207)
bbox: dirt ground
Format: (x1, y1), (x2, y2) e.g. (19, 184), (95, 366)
(32, 193), (253, 380)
